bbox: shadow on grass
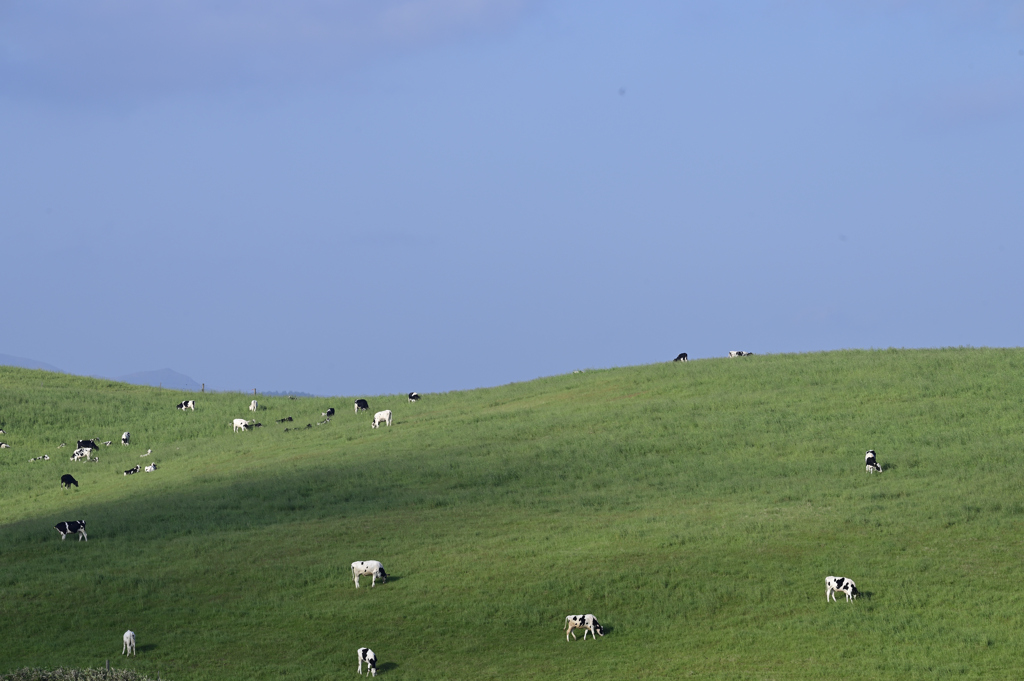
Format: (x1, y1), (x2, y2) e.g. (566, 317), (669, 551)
(136, 644), (157, 653)
(377, 662), (399, 673)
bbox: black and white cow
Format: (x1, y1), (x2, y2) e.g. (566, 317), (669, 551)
(565, 614), (605, 641)
(276, 417), (293, 423)
(865, 449), (882, 474)
(354, 399), (369, 413)
(233, 419), (250, 433)
(122, 432), (130, 446)
(176, 400), (196, 411)
(356, 647), (377, 677)
(673, 353), (688, 362)
(728, 351), (754, 357)
(122, 630), (136, 656)
(60, 474), (79, 489)
(145, 463), (158, 472)
(408, 392), (420, 402)
(77, 439), (99, 451)
(351, 560), (388, 588)
(54, 520), (87, 541)
(826, 576), (859, 602)
(0, 442), (9, 448)
(322, 408), (335, 417)
(123, 465), (140, 476)
(71, 448), (92, 461)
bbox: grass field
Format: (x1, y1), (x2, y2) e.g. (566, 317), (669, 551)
(3, 348), (1024, 679)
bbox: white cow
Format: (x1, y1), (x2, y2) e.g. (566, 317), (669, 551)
(122, 630), (135, 656)
(371, 410), (392, 429)
(728, 351), (753, 357)
(145, 463), (158, 472)
(865, 449), (882, 474)
(351, 560), (388, 588)
(826, 576), (859, 602)
(249, 400), (258, 412)
(233, 419), (250, 433)
(357, 647), (377, 677)
(565, 614), (605, 641)
(122, 432), (130, 446)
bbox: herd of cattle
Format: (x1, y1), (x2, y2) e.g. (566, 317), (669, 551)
(17, 356), (887, 672)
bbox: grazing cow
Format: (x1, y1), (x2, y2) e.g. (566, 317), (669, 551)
(351, 561), (388, 588)
(865, 449), (882, 474)
(826, 576), (859, 602)
(673, 353), (688, 362)
(122, 630), (136, 656)
(371, 410), (392, 428)
(176, 400), (196, 411)
(276, 417), (293, 423)
(122, 432), (130, 446)
(0, 442), (9, 448)
(408, 392), (420, 402)
(232, 419), (250, 433)
(322, 408), (335, 417)
(71, 448), (92, 461)
(356, 648), (377, 677)
(61, 474), (79, 489)
(728, 351), (753, 357)
(354, 399), (369, 413)
(54, 520), (87, 541)
(565, 614), (605, 641)
(145, 463), (158, 472)
(103, 441), (113, 446)
(77, 439), (99, 451)
(123, 465), (140, 476)
(250, 400), (258, 412)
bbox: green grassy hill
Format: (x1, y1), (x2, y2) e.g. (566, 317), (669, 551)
(3, 348), (1024, 680)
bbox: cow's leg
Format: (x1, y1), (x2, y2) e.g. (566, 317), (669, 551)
(354, 575), (360, 589)
(371, 575), (375, 587)
(60, 533), (66, 541)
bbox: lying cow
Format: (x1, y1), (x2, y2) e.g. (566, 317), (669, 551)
(351, 560), (388, 588)
(145, 463), (158, 472)
(122, 431), (130, 446)
(673, 353), (688, 362)
(865, 449), (882, 474)
(29, 455), (50, 461)
(249, 400), (258, 412)
(232, 419), (250, 433)
(123, 465), (140, 476)
(371, 410), (392, 428)
(728, 351), (753, 357)
(354, 399), (369, 413)
(176, 400), (196, 411)
(0, 442), (9, 448)
(357, 648), (377, 677)
(54, 520), (87, 541)
(322, 408), (335, 417)
(826, 576), (859, 602)
(408, 392), (420, 402)
(565, 614), (605, 641)
(123, 630), (135, 656)
(276, 417), (293, 423)
(60, 474), (79, 489)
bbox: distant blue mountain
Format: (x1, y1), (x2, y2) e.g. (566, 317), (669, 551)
(116, 368), (202, 392)
(260, 390), (319, 398)
(0, 353), (63, 373)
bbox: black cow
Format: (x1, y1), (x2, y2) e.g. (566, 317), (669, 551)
(123, 465), (140, 476)
(322, 408), (335, 417)
(673, 353), (688, 362)
(354, 399), (369, 413)
(54, 520), (87, 541)
(408, 392), (420, 402)
(60, 474), (79, 489)
(77, 439), (99, 451)
(176, 400), (196, 411)
(276, 417), (293, 423)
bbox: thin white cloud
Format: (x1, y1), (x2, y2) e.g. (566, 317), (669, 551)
(0, 0), (534, 101)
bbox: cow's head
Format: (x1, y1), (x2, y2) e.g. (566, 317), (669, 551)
(376, 567), (388, 583)
(593, 621), (605, 636)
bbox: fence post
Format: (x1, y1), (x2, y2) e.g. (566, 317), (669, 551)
(202, 383), (205, 393)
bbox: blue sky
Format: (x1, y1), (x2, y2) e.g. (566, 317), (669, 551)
(2, 1), (1023, 395)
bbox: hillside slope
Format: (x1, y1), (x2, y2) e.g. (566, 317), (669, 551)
(2, 349), (1024, 679)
